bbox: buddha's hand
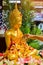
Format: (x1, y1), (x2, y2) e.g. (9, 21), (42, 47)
(23, 34), (35, 40)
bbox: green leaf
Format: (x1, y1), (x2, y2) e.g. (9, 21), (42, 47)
(36, 28), (41, 35)
(29, 40), (40, 50)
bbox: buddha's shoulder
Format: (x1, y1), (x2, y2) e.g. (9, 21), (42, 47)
(5, 29), (13, 35)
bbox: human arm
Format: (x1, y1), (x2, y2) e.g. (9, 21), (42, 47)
(33, 35), (43, 41)
(23, 34), (43, 41)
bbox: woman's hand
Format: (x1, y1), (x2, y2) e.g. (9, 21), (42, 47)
(23, 34), (35, 40)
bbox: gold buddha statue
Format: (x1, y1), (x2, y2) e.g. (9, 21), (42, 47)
(5, 3), (23, 48)
(5, 3), (43, 61)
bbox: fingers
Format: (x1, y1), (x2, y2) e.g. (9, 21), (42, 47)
(23, 34), (31, 39)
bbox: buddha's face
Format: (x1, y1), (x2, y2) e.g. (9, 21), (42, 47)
(10, 12), (22, 29)
(14, 13), (22, 29)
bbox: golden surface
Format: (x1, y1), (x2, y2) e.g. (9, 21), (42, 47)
(5, 3), (42, 61)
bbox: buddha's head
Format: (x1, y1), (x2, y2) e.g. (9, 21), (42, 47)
(9, 3), (22, 29)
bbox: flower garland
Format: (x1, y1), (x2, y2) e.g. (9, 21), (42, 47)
(0, 53), (43, 65)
